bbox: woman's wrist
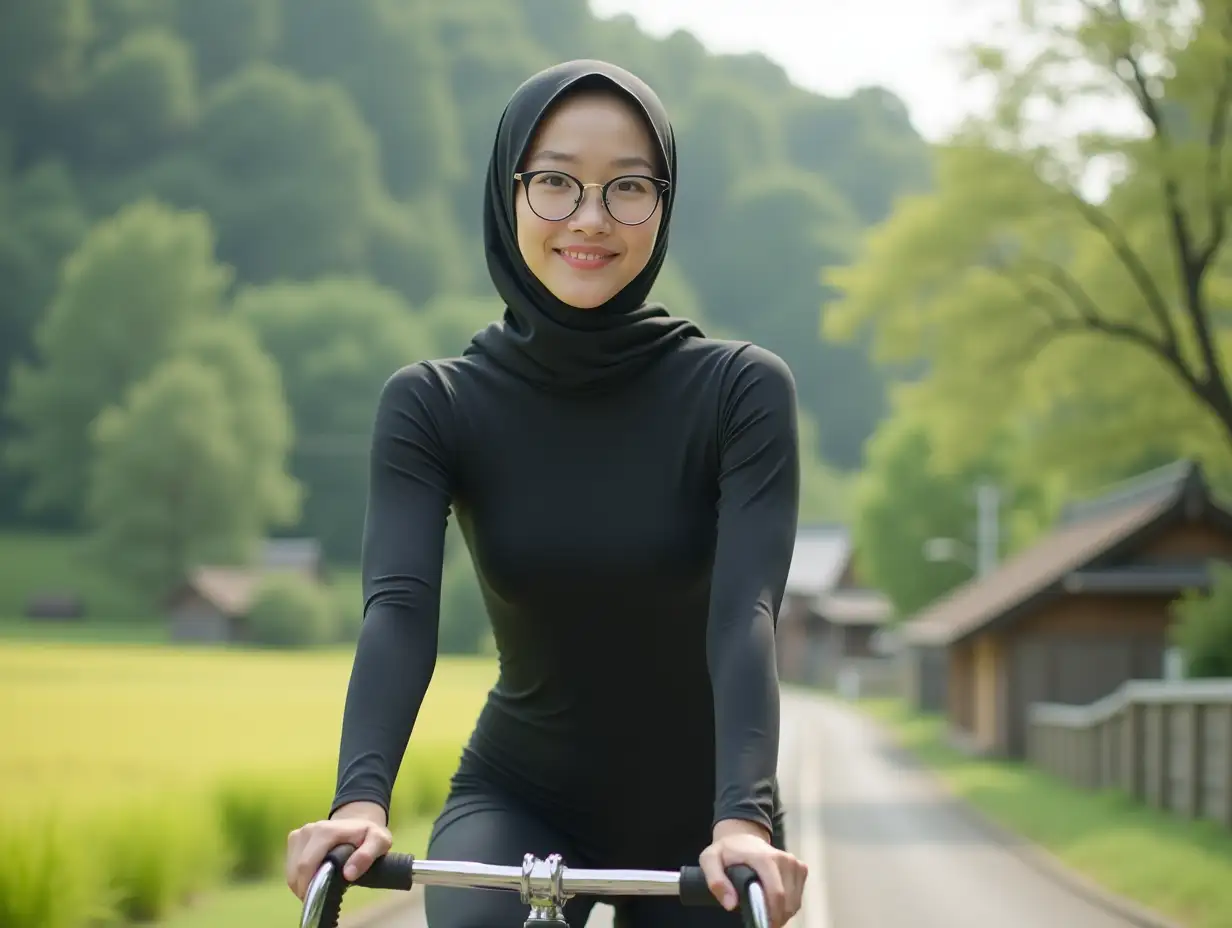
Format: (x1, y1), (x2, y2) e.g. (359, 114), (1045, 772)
(712, 817), (771, 843)
(330, 800), (388, 827)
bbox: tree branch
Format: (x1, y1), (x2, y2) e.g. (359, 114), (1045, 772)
(1064, 190), (1180, 351)
(1101, 0), (1231, 399)
(991, 257), (1207, 398)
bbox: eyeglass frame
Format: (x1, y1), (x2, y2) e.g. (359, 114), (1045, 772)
(512, 169), (671, 226)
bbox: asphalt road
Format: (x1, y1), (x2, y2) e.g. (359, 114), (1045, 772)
(787, 690), (1139, 928)
(345, 690), (1141, 928)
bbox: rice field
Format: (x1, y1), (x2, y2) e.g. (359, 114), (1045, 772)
(0, 642), (496, 927)
(2, 642), (495, 816)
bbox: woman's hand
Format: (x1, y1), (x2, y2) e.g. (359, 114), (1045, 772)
(285, 801), (392, 901)
(699, 819), (807, 927)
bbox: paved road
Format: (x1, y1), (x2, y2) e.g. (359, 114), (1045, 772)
(788, 690), (1139, 928)
(347, 691), (1140, 928)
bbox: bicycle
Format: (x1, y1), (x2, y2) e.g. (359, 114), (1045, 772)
(300, 844), (771, 928)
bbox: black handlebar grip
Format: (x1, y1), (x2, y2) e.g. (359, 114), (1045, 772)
(354, 851), (416, 890)
(322, 844), (415, 891)
(679, 864), (760, 913)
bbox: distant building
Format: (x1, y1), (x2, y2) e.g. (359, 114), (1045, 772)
(899, 460), (1232, 759)
(777, 524), (893, 692)
(165, 538), (324, 643)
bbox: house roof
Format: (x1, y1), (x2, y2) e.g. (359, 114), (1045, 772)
(785, 524), (850, 597)
(179, 567), (262, 618)
(169, 537), (323, 617)
(901, 460), (1227, 647)
(815, 589), (891, 625)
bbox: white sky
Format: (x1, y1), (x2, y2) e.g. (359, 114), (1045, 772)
(588, 0), (1017, 141)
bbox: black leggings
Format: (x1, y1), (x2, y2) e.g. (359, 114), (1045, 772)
(423, 787), (753, 928)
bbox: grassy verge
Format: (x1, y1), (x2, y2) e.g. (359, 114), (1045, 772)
(857, 697), (1232, 928)
(157, 818), (434, 928)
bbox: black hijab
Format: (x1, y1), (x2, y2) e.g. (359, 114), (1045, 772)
(463, 59), (704, 392)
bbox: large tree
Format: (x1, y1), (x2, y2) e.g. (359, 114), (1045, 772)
(826, 0), (1232, 488)
(4, 198), (230, 519)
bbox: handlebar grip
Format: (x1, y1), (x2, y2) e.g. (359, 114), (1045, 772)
(323, 844), (416, 891)
(679, 864), (759, 916)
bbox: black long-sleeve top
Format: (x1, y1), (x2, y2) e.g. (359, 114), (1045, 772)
(330, 336), (799, 851)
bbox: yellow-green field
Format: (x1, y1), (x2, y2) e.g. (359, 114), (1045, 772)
(2, 642), (495, 815)
(0, 642), (496, 928)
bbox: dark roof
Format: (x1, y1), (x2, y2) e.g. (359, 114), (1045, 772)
(1063, 563), (1214, 594)
(901, 460), (1229, 646)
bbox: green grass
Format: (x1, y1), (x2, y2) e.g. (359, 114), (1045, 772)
(858, 697), (1232, 928)
(157, 818), (433, 928)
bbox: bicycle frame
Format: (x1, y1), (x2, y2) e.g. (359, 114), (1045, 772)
(301, 846), (769, 928)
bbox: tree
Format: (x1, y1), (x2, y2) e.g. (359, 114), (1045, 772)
(826, 0), (1232, 486)
(852, 394), (1058, 617)
(85, 357), (253, 598)
(4, 198), (230, 519)
(177, 318), (301, 535)
(234, 277), (435, 560)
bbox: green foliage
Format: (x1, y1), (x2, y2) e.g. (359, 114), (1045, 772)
(177, 318), (301, 533)
(0, 0), (936, 547)
(214, 773), (324, 880)
(853, 393), (1058, 617)
(245, 573), (336, 649)
(0, 814), (105, 928)
(235, 277), (433, 561)
(75, 27), (199, 169)
(86, 357), (256, 598)
(826, 0), (1232, 493)
(91, 796), (228, 922)
(1171, 562), (1232, 678)
(5, 198), (231, 519)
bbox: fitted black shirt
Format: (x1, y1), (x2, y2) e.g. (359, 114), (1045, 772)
(331, 335), (800, 851)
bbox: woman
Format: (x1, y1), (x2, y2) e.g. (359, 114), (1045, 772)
(286, 59), (808, 928)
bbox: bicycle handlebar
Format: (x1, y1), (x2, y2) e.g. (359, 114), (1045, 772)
(301, 845), (770, 928)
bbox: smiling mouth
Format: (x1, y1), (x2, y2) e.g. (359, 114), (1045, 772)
(555, 248), (618, 269)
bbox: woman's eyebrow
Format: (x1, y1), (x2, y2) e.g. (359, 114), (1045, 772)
(530, 150), (656, 171)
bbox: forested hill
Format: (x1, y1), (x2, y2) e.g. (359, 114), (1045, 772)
(1, 0), (933, 558)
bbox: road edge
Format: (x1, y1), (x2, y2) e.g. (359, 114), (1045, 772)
(846, 697), (1187, 928)
(788, 706), (832, 928)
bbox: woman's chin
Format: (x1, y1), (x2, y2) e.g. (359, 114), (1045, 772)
(548, 284), (619, 311)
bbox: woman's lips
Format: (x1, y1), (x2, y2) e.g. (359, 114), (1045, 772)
(554, 246), (617, 270)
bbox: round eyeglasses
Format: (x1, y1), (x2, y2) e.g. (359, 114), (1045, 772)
(513, 170), (670, 226)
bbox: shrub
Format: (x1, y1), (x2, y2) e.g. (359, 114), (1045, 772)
(246, 573), (335, 648)
(1171, 562), (1232, 678)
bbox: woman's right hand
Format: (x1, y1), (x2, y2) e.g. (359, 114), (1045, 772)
(286, 802), (393, 901)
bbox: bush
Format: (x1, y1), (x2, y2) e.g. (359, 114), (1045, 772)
(1171, 562), (1232, 678)
(246, 573), (335, 648)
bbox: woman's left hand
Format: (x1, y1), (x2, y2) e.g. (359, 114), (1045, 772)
(699, 819), (807, 927)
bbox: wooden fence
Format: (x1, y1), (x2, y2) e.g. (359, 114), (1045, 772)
(1027, 679), (1232, 828)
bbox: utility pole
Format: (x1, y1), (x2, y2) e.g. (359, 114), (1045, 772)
(975, 481), (1000, 577)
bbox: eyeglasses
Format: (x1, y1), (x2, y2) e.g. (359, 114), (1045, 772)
(513, 170), (670, 226)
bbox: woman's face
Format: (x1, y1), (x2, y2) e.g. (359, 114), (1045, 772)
(515, 91), (665, 310)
